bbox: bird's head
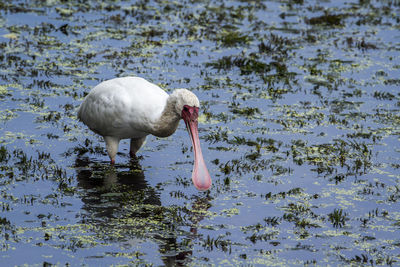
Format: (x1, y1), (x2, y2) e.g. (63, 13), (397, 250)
(171, 89), (211, 191)
(171, 89), (200, 118)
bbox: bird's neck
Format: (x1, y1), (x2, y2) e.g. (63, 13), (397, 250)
(151, 96), (181, 137)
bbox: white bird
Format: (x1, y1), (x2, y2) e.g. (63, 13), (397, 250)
(77, 77), (212, 191)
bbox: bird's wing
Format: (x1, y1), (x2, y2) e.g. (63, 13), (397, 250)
(78, 77), (169, 139)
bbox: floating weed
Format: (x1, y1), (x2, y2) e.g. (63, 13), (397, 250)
(258, 33), (294, 56)
(35, 111), (62, 124)
(0, 146), (9, 162)
(328, 208), (348, 228)
(305, 13), (345, 26)
(290, 138), (373, 179)
(350, 38), (379, 51)
(217, 157), (291, 177)
(264, 217), (281, 227)
(221, 208), (239, 217)
(283, 202), (311, 215)
(373, 91), (396, 101)
(230, 103), (261, 118)
(245, 151), (261, 160)
(0, 109), (18, 122)
(204, 127), (229, 144)
(247, 231), (278, 244)
(342, 253), (397, 266)
(295, 218), (320, 229)
(229, 136), (259, 147)
(241, 221), (281, 244)
(217, 31), (252, 47)
(263, 187), (303, 201)
(202, 235), (232, 253)
(206, 55), (270, 75)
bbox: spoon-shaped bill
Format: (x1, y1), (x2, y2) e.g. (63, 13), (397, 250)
(185, 119), (212, 191)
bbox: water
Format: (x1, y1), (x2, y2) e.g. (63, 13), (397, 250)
(0, 0), (399, 266)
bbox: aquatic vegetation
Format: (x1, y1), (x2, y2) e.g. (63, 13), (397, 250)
(328, 208), (348, 228)
(0, 0), (399, 266)
(305, 13), (345, 26)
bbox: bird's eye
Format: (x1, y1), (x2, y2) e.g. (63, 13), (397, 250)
(183, 106), (189, 111)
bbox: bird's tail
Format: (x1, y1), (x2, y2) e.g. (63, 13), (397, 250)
(75, 104), (82, 121)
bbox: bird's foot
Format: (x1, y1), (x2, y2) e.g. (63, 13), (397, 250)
(129, 151), (137, 159)
(110, 158), (115, 165)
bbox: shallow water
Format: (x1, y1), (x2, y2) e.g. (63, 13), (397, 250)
(0, 0), (399, 266)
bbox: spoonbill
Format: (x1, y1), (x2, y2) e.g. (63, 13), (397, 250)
(77, 77), (212, 191)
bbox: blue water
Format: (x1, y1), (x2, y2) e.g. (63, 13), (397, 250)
(0, 0), (399, 266)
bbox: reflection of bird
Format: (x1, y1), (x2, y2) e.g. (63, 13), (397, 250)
(74, 156), (212, 266)
(77, 77), (211, 190)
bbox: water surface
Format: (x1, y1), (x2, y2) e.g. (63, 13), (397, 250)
(0, 0), (399, 266)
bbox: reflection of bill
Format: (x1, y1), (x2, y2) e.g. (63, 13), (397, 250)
(74, 156), (212, 265)
(189, 197), (212, 236)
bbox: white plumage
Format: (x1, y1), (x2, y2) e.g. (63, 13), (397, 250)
(77, 76), (211, 190)
(78, 77), (167, 138)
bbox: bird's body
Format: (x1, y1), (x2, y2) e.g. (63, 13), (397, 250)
(78, 77), (169, 139)
(77, 77), (212, 190)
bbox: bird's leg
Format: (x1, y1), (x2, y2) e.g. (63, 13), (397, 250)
(104, 136), (120, 164)
(130, 137), (146, 158)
